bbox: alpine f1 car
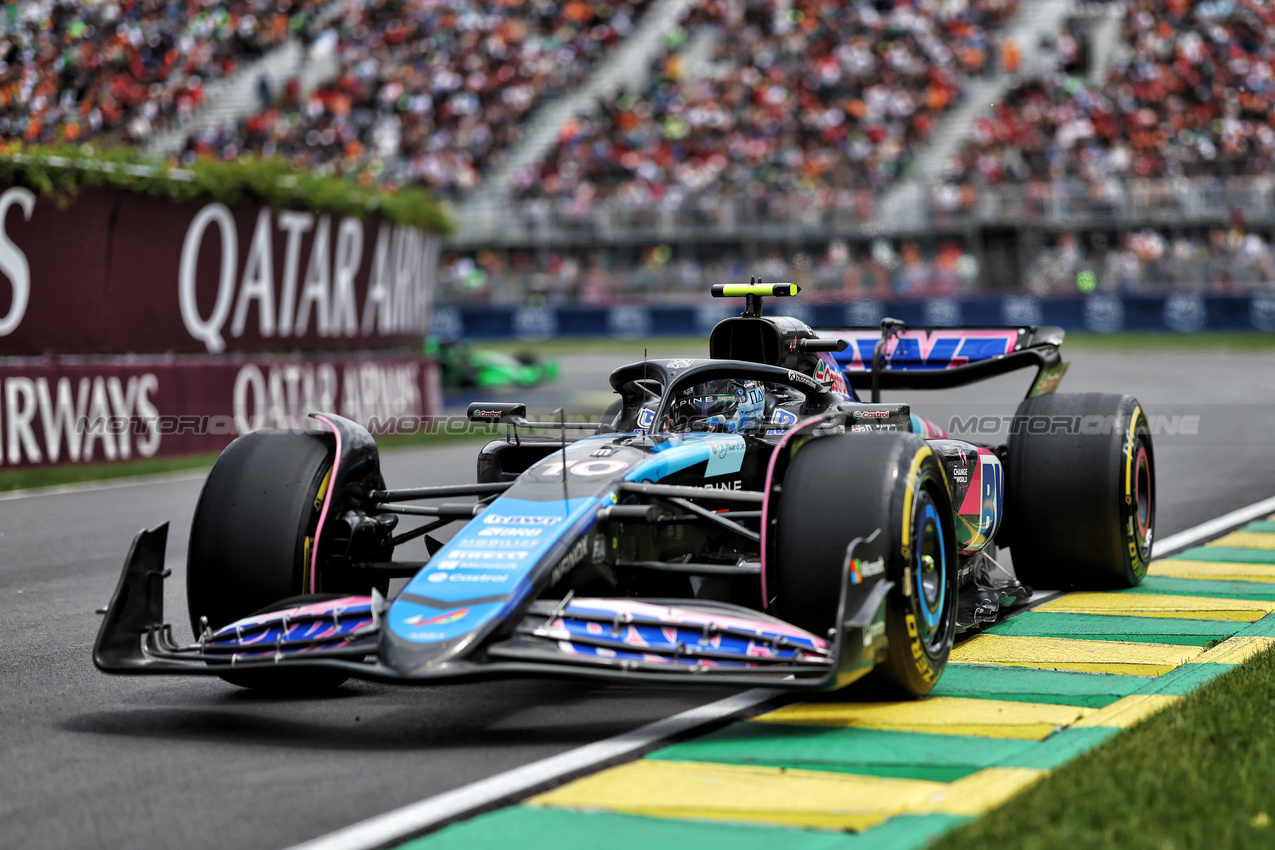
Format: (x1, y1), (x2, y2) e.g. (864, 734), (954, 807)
(95, 283), (1156, 696)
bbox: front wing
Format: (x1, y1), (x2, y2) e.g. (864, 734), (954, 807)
(94, 524), (893, 691)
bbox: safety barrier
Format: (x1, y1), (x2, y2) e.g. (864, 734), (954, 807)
(0, 183), (442, 467)
(433, 293), (1275, 340)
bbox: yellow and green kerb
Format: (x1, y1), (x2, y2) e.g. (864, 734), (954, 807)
(397, 516), (1275, 850)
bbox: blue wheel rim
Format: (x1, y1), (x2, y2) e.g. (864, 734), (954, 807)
(915, 498), (947, 642)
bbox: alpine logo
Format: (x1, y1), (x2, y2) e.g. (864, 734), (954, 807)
(405, 608), (469, 627)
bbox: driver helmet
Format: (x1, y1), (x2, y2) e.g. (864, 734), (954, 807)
(670, 379), (765, 433)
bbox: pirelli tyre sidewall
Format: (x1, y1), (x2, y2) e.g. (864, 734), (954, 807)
(1123, 405), (1155, 580)
(878, 443), (958, 697)
(1005, 392), (1155, 588)
(772, 432), (956, 696)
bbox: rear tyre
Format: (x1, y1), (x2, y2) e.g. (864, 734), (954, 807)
(772, 432), (957, 697)
(187, 431), (382, 691)
(1004, 392), (1154, 589)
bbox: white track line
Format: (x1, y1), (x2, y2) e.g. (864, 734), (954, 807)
(284, 688), (778, 850)
(1152, 493), (1275, 558)
(0, 470), (208, 502)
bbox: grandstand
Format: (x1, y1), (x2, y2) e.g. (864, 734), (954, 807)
(929, 0), (1275, 293)
(170, 0), (658, 197)
(3, 0), (1274, 301)
(940, 0), (1275, 187)
(510, 0), (1012, 203)
(0, 1), (323, 145)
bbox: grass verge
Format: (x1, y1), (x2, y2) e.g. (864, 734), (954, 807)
(933, 644), (1275, 850)
(0, 428), (497, 494)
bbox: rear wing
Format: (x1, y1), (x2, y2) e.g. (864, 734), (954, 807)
(814, 325), (1067, 400)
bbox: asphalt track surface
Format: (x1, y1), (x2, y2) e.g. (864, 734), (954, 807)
(2, 346), (1273, 850)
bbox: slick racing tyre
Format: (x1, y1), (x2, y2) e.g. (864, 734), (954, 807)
(187, 431), (384, 691)
(1004, 393), (1154, 589)
(772, 432), (957, 697)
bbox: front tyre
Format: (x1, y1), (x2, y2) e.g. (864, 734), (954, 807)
(772, 432), (957, 697)
(882, 483), (955, 697)
(187, 430), (381, 691)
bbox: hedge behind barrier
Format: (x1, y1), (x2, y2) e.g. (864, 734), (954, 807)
(0, 143), (452, 234)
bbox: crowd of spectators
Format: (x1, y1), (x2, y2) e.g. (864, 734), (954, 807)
(0, 0), (320, 145)
(437, 223), (1275, 306)
(512, 0), (1017, 208)
(7, 1), (1273, 306)
(181, 0), (654, 198)
(1027, 227), (1275, 294)
(938, 0), (1275, 195)
(436, 238), (987, 305)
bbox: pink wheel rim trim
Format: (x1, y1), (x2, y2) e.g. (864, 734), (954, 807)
(310, 415), (342, 594)
(1134, 443), (1151, 543)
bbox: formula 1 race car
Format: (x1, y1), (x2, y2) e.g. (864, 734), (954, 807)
(95, 283), (1156, 697)
(426, 335), (560, 390)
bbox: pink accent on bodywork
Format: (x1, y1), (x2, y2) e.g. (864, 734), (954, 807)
(759, 417), (824, 613)
(958, 447), (997, 514)
(286, 595), (371, 618)
(958, 456), (984, 514)
(215, 595), (373, 635)
(913, 416), (948, 439)
(567, 597), (827, 648)
(310, 415), (343, 594)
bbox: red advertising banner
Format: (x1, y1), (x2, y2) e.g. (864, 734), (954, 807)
(0, 184), (440, 355)
(0, 353), (442, 468)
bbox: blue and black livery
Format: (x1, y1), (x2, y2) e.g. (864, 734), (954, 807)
(96, 283), (1155, 696)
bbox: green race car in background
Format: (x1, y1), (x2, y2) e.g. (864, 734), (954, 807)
(427, 336), (560, 389)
